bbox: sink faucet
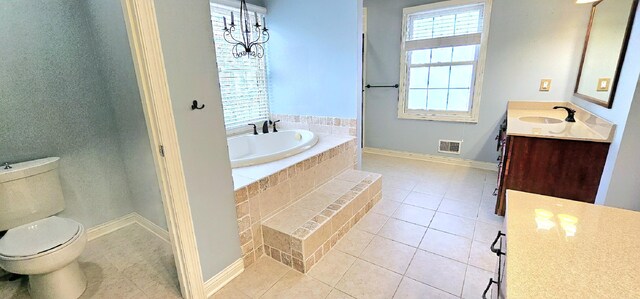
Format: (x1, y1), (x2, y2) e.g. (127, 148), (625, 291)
(553, 106), (576, 122)
(3, 162), (12, 170)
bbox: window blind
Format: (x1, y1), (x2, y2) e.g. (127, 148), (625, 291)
(210, 4), (270, 130)
(406, 4), (484, 51)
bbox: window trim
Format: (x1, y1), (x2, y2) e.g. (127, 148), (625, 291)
(397, 0), (492, 123)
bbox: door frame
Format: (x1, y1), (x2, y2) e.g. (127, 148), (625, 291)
(361, 7), (368, 148)
(120, 0), (205, 298)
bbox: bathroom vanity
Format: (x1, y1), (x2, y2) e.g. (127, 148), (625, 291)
(494, 102), (615, 216)
(488, 190), (640, 298)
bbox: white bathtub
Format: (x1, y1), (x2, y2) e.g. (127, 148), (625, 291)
(228, 130), (319, 168)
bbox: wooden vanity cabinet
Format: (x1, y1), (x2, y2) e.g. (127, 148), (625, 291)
(495, 134), (610, 216)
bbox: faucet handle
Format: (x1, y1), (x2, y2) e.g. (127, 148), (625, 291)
(248, 123), (258, 135)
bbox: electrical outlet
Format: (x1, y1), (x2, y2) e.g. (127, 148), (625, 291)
(539, 79), (552, 92)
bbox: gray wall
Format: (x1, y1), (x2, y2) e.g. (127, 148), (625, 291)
(154, 0), (241, 281)
(266, 0), (362, 118)
(572, 5), (640, 210)
(363, 0), (590, 162)
(0, 0), (138, 227)
(601, 78), (640, 211)
(0, 0), (166, 229)
(85, 0), (167, 229)
(0, 0), (134, 228)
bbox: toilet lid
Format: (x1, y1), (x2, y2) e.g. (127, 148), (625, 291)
(0, 216), (81, 258)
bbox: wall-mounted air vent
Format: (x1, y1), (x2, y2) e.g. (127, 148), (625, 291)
(438, 140), (462, 154)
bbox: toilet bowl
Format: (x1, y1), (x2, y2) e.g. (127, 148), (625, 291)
(0, 217), (87, 299)
(0, 157), (88, 299)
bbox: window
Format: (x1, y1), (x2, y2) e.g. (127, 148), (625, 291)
(210, 2), (269, 130)
(398, 0), (491, 122)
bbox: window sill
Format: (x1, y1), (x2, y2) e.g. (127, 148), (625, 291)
(226, 125), (255, 137)
(226, 119), (269, 136)
(398, 112), (478, 123)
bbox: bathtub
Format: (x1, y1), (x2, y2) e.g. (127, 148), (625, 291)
(228, 130), (319, 168)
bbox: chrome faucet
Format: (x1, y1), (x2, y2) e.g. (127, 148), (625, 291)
(3, 162), (12, 170)
(553, 106), (576, 122)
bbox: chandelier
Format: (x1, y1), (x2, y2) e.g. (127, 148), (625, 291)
(222, 0), (269, 58)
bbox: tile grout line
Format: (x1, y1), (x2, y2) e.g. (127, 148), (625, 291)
(364, 155), (501, 298)
(395, 202), (469, 298)
(390, 205), (434, 298)
(331, 206), (395, 297)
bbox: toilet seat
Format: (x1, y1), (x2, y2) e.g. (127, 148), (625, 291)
(0, 216), (81, 259)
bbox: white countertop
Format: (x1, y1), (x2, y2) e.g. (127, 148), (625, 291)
(506, 101), (615, 143)
(505, 190), (640, 298)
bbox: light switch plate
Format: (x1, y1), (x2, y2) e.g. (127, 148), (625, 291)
(539, 79), (552, 92)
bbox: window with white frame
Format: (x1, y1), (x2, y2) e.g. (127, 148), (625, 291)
(210, 2), (270, 130)
(398, 0), (491, 122)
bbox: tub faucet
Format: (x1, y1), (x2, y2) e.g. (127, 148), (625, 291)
(553, 106), (576, 122)
(3, 162), (11, 170)
(272, 120), (280, 132)
(262, 120), (272, 134)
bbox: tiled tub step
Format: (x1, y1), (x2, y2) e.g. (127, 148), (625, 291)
(262, 169), (382, 273)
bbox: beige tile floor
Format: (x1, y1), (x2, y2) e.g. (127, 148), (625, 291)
(213, 153), (505, 299)
(0, 223), (181, 299)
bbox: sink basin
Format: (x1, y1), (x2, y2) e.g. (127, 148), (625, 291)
(518, 116), (563, 124)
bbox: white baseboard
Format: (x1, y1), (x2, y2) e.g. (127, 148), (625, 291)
(87, 212), (170, 243)
(204, 258), (245, 297)
(363, 147), (498, 171)
(87, 213), (137, 241)
(132, 213), (170, 243)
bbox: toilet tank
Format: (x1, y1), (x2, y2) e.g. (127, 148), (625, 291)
(0, 157), (65, 231)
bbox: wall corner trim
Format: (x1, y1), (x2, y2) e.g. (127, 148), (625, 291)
(203, 258), (245, 297)
(363, 147), (498, 171)
(87, 212), (170, 243)
(86, 213), (137, 241)
(133, 213), (171, 242)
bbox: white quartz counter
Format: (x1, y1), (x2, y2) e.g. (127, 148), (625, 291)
(505, 190), (640, 298)
(506, 101), (615, 143)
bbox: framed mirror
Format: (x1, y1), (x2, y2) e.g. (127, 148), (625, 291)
(575, 0), (639, 108)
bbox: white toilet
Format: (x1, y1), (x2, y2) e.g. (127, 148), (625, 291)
(0, 157), (87, 299)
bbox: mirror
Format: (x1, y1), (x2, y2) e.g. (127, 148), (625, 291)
(575, 0), (638, 108)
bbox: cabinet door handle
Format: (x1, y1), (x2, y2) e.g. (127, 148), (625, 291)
(482, 278), (498, 299)
(492, 188), (498, 196)
(490, 231), (506, 256)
